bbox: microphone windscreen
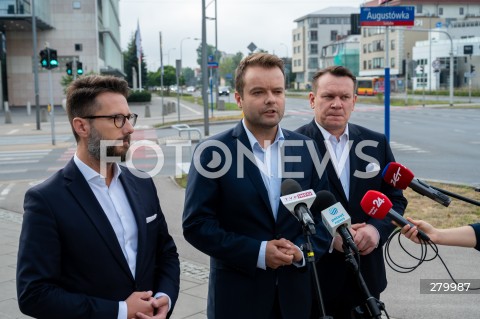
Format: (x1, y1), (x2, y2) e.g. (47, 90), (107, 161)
(360, 190), (393, 220)
(311, 190), (337, 213)
(382, 162), (414, 190)
(281, 179), (302, 196)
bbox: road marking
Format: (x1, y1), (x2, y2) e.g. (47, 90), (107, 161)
(182, 103), (202, 115)
(0, 169), (28, 174)
(6, 129), (19, 135)
(0, 183), (14, 196)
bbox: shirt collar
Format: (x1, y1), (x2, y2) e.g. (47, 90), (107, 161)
(242, 119), (285, 151)
(315, 121), (349, 143)
(73, 153), (122, 183)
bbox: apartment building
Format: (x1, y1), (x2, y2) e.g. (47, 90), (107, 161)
(292, 7), (358, 89)
(0, 0), (123, 108)
(361, 0), (480, 91)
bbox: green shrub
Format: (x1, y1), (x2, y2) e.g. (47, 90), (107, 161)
(128, 91), (152, 102)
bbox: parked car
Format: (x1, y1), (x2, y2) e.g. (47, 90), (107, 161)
(218, 86), (230, 96)
(186, 86), (196, 92)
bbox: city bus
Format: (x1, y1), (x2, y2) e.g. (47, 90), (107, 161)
(356, 77), (384, 96)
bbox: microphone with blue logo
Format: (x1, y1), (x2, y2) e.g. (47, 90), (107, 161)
(314, 190), (360, 255)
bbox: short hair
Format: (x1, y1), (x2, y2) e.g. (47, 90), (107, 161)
(235, 53), (285, 97)
(66, 75), (130, 141)
(311, 66), (357, 94)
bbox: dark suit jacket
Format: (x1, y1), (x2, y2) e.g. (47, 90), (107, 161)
(296, 120), (407, 300)
(182, 121), (330, 319)
(17, 159), (180, 319)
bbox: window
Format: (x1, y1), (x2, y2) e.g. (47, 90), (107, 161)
(308, 58), (318, 69)
(368, 60), (372, 69)
(73, 1), (81, 9)
(75, 44), (83, 51)
(417, 4), (423, 14)
(391, 40), (395, 50)
(310, 44), (318, 54)
(363, 44), (367, 54)
(309, 30), (318, 41)
(391, 58), (395, 68)
(439, 8), (443, 15)
(330, 30), (338, 41)
(363, 60), (367, 70)
(459, 7), (464, 15)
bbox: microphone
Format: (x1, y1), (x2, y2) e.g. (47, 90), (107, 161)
(382, 162), (451, 207)
(280, 179), (316, 234)
(312, 191), (359, 255)
(360, 190), (430, 241)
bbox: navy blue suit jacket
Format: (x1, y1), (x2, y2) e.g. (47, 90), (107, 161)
(296, 120), (407, 299)
(183, 121), (330, 319)
(17, 159), (180, 319)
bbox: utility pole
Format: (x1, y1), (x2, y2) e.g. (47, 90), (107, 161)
(31, 0), (41, 130)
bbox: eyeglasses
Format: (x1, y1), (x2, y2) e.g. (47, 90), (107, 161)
(82, 113), (138, 128)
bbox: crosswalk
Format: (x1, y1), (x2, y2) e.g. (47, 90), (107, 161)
(0, 149), (52, 175)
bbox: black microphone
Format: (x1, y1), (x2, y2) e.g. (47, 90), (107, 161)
(280, 179), (316, 234)
(311, 190), (359, 255)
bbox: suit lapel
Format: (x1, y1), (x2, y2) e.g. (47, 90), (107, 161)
(347, 124), (364, 207)
(64, 159), (134, 280)
(119, 168), (147, 280)
(233, 122), (275, 220)
(309, 121), (349, 203)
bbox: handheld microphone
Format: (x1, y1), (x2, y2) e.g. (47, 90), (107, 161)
(382, 162), (451, 207)
(311, 191), (359, 255)
(280, 179), (316, 234)
(360, 190), (430, 241)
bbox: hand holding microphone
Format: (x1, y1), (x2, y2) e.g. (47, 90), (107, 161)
(360, 190), (431, 242)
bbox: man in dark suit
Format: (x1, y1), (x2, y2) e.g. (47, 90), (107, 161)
(182, 53), (330, 319)
(296, 66), (407, 319)
(17, 75), (180, 319)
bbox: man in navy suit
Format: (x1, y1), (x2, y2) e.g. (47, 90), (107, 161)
(17, 75), (180, 319)
(296, 66), (407, 319)
(182, 53), (330, 319)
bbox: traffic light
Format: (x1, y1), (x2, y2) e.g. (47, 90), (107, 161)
(66, 61), (73, 75)
(39, 48), (58, 70)
(471, 65), (476, 74)
(39, 49), (49, 68)
(48, 49), (58, 69)
(76, 61), (83, 75)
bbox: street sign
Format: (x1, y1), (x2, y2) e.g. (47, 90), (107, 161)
(360, 6), (415, 26)
(207, 62), (218, 68)
(247, 42), (257, 52)
(436, 22), (442, 28)
(432, 59), (440, 71)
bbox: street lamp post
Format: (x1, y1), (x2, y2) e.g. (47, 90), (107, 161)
(177, 37), (200, 123)
(280, 42), (289, 88)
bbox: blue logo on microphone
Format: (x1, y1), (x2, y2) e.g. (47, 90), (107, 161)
(329, 207), (338, 215)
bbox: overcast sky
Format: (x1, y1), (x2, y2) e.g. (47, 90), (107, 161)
(119, 0), (366, 71)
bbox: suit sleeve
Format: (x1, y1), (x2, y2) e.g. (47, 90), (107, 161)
(182, 144), (262, 276)
(367, 136), (408, 246)
(17, 188), (119, 319)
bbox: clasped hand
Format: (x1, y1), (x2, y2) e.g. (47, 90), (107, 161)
(126, 291), (169, 319)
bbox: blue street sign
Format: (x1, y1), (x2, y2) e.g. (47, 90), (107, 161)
(436, 22), (442, 28)
(360, 6), (415, 26)
(207, 62), (218, 68)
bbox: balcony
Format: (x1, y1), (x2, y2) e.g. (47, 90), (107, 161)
(0, 0), (53, 31)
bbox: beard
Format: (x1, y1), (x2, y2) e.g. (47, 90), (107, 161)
(87, 126), (130, 162)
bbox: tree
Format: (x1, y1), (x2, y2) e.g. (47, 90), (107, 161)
(123, 32), (147, 89)
(145, 65), (177, 88)
(196, 43), (219, 66)
(182, 67), (196, 86)
(218, 52), (243, 88)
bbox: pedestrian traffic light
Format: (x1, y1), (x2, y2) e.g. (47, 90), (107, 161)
(39, 49), (49, 68)
(66, 61), (73, 75)
(471, 65), (476, 74)
(48, 49), (58, 69)
(76, 61), (83, 75)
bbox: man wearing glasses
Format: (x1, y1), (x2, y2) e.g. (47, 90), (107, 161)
(16, 75), (180, 319)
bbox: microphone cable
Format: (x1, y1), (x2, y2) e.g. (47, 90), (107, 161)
(384, 229), (480, 290)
